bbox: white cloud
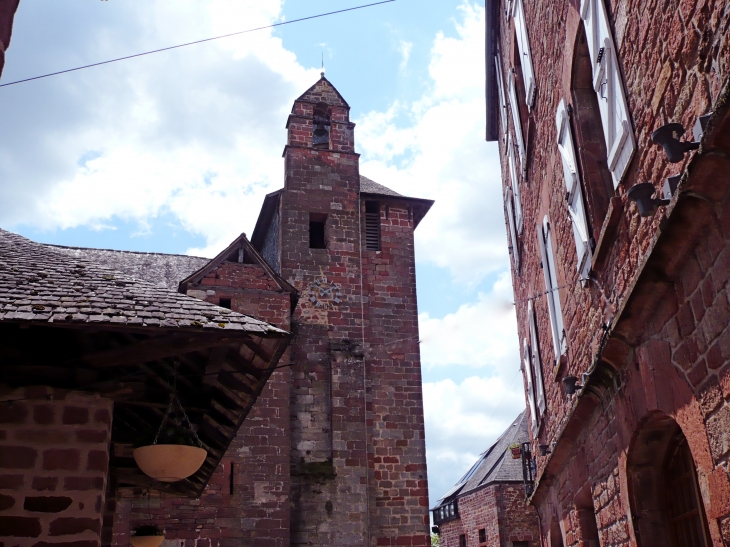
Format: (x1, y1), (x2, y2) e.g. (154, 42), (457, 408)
(398, 40), (413, 71)
(357, 2), (506, 286)
(420, 272), (518, 371)
(0, 0), (318, 256)
(418, 272), (526, 506)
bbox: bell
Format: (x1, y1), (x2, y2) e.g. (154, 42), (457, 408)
(651, 123), (699, 163)
(313, 124), (329, 145)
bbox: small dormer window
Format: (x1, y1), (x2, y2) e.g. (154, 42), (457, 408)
(312, 102), (331, 148)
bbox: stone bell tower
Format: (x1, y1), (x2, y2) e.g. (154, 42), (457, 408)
(253, 75), (433, 546)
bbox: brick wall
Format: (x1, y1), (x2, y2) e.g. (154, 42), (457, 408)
(114, 259), (293, 547)
(280, 78), (430, 546)
(438, 484), (539, 547)
(362, 199), (429, 546)
(493, 0), (730, 545)
(0, 387), (113, 547)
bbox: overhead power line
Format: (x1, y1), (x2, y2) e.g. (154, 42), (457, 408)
(0, 0), (396, 89)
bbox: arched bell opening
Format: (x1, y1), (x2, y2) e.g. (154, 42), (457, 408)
(312, 102), (332, 148)
(627, 411), (711, 547)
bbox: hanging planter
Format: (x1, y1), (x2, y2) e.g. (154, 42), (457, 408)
(508, 442), (521, 459)
(134, 386), (207, 482)
(130, 524), (165, 547)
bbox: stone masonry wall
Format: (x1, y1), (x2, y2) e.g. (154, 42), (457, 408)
(495, 0), (730, 546)
(281, 78), (430, 546)
(0, 387), (113, 547)
(361, 199), (429, 546)
(438, 484), (539, 547)
(113, 260), (293, 547)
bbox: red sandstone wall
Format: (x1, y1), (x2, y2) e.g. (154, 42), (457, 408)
(495, 0), (730, 545)
(362, 199), (430, 546)
(438, 485), (539, 547)
(280, 79), (430, 546)
(113, 260), (292, 547)
(0, 387), (113, 547)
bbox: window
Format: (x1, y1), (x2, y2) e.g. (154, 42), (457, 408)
(527, 301), (546, 420)
(432, 500), (459, 525)
(538, 216), (567, 364)
(555, 99), (592, 282)
(364, 201), (381, 251)
(219, 298), (231, 309)
(523, 338), (538, 434)
(507, 134), (523, 234)
(580, 0), (635, 187)
(309, 213), (327, 249)
(459, 534), (467, 547)
(511, 0), (536, 109)
(495, 51), (509, 141)
(666, 438), (711, 547)
(505, 189), (520, 273)
(479, 529), (486, 543)
(571, 22), (616, 247)
(507, 69), (527, 175)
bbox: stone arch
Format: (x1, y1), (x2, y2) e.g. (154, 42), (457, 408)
(627, 411), (711, 547)
(312, 102), (332, 148)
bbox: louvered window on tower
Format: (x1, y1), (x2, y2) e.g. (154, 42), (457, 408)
(365, 201), (381, 251)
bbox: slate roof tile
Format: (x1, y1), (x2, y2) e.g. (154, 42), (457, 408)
(0, 229), (287, 336)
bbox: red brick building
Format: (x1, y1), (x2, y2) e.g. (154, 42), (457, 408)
(432, 412), (540, 547)
(1, 76), (434, 547)
(485, 0), (730, 546)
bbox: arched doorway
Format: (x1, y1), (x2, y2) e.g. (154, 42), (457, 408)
(627, 412), (711, 547)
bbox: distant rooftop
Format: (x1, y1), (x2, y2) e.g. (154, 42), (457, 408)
(433, 411), (528, 508)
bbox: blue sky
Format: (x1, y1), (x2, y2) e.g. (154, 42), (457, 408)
(0, 0), (525, 511)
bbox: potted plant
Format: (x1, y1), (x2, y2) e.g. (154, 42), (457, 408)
(133, 425), (207, 482)
(508, 442), (522, 459)
(130, 524), (165, 547)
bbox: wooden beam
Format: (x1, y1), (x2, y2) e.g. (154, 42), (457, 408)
(68, 334), (245, 369)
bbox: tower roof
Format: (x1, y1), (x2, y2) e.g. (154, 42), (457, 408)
(295, 75), (350, 108)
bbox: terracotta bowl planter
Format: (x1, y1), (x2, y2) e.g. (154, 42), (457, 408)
(130, 536), (165, 547)
(133, 444), (207, 482)
(510, 447), (521, 459)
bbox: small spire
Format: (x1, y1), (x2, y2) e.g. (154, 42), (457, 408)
(321, 52), (325, 78)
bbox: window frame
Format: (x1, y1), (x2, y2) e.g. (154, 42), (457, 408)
(579, 0), (635, 187)
(507, 68), (527, 175)
(538, 216), (567, 364)
(528, 300), (547, 418)
(507, 134), (523, 234)
(512, 0), (536, 110)
(505, 188), (521, 274)
(555, 99), (592, 282)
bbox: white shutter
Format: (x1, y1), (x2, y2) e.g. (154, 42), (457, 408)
(538, 216), (567, 364)
(528, 301), (546, 416)
(508, 135), (523, 234)
(495, 52), (509, 140)
(505, 189), (520, 273)
(512, 0), (536, 109)
(523, 338), (538, 433)
(580, 0), (635, 187)
(508, 69), (526, 174)
(555, 99), (591, 281)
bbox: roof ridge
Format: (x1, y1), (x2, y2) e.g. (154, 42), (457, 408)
(46, 243), (209, 260)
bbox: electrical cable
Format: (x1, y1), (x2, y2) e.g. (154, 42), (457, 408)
(0, 0), (396, 88)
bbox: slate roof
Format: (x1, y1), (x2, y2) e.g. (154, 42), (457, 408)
(0, 229), (286, 335)
(434, 411), (528, 507)
(51, 245), (209, 291)
(360, 175), (404, 197)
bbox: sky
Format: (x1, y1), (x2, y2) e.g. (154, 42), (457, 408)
(0, 0), (526, 510)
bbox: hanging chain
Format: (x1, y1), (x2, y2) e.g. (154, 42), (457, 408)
(152, 361), (204, 449)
